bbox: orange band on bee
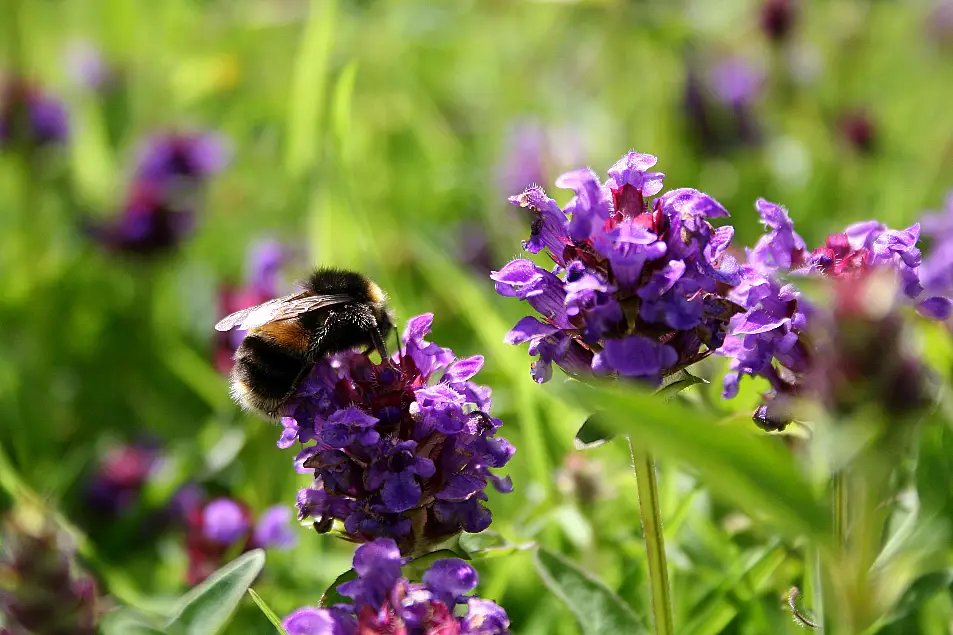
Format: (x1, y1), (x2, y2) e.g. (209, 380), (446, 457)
(251, 320), (310, 353)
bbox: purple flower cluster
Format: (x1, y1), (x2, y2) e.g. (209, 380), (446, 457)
(717, 197), (952, 425)
(87, 131), (229, 256)
(0, 78), (69, 150)
(185, 497), (296, 585)
(493, 151), (743, 385)
(280, 313), (514, 555)
(282, 539), (509, 635)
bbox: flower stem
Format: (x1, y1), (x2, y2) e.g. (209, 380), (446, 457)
(833, 470), (848, 548)
(628, 437), (675, 635)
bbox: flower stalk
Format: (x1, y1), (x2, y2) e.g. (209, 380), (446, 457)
(629, 438), (674, 635)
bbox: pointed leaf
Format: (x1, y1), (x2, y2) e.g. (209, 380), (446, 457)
(248, 589), (290, 635)
(575, 412), (615, 450)
(100, 608), (169, 635)
(656, 369), (708, 401)
(320, 568), (358, 608)
(165, 549), (265, 635)
(534, 547), (647, 635)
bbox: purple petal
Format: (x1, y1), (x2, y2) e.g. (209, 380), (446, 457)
(282, 608), (354, 635)
(490, 259), (539, 286)
(504, 316), (559, 345)
(403, 313), (435, 343)
(443, 356), (484, 383)
(918, 296), (953, 320)
(436, 474), (485, 501)
(423, 559), (479, 607)
(382, 471), (422, 513)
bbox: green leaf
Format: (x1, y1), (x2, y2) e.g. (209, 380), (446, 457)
(563, 381), (831, 542)
(576, 372), (708, 450)
(534, 547), (647, 635)
(165, 549), (265, 635)
(248, 589), (290, 635)
(285, 0), (337, 177)
(575, 412), (615, 450)
(320, 567), (358, 608)
(656, 369), (708, 401)
(100, 608), (169, 635)
(880, 570), (953, 627)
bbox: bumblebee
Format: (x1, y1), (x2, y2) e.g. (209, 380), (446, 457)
(215, 268), (394, 419)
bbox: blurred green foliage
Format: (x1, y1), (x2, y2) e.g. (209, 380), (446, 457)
(3, 0), (953, 633)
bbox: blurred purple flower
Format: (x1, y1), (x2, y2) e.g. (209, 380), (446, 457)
(707, 57), (764, 108)
(84, 441), (161, 518)
(185, 496), (295, 585)
(839, 110), (876, 154)
(282, 313), (513, 555)
(495, 151), (744, 385)
(86, 130), (229, 257)
(252, 505), (298, 550)
(498, 119), (547, 195)
(64, 40), (113, 91)
(760, 0), (797, 43)
(202, 498), (251, 545)
(216, 240), (293, 372)
(684, 59), (761, 154)
(135, 132), (230, 182)
(282, 538), (509, 635)
(0, 78), (69, 150)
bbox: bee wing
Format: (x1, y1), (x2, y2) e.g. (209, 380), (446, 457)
(214, 292), (354, 332)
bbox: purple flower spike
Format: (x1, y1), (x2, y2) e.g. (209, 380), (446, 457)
(283, 539), (510, 635)
(0, 79), (69, 149)
(496, 151), (743, 386)
(279, 314), (512, 555)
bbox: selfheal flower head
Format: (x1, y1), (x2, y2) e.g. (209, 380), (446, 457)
(0, 78), (69, 149)
(282, 538), (509, 635)
(86, 129), (229, 258)
(282, 314), (513, 555)
(496, 151), (744, 386)
(717, 197), (951, 428)
(0, 506), (100, 635)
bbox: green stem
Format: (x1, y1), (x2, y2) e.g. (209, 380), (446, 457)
(833, 470), (848, 549)
(628, 437), (675, 635)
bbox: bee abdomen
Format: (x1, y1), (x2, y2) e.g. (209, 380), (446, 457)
(231, 333), (308, 413)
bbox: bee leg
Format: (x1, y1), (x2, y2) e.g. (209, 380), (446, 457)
(370, 326), (398, 370)
(269, 363), (314, 419)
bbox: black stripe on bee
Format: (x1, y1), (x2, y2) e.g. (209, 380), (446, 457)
(234, 333), (309, 400)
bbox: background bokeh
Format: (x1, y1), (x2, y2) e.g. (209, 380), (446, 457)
(3, 0), (953, 633)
